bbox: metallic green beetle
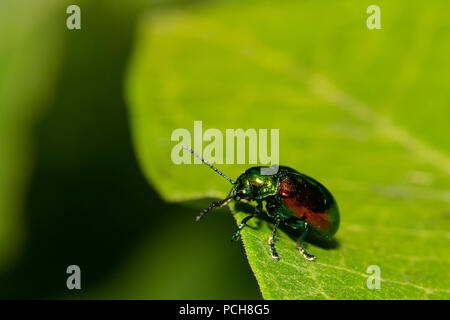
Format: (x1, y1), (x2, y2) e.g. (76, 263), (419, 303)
(183, 146), (339, 261)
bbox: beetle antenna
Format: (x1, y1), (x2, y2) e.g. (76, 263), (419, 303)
(182, 145), (235, 184)
(196, 195), (232, 222)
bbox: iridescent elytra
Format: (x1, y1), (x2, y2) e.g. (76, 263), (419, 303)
(182, 146), (340, 261)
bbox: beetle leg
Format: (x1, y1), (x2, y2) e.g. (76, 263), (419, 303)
(254, 201), (263, 215)
(296, 224), (316, 261)
(268, 219), (281, 260)
(231, 201), (262, 241)
(231, 215), (254, 241)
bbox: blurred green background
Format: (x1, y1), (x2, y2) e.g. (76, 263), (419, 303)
(0, 0), (449, 299)
(0, 0), (260, 299)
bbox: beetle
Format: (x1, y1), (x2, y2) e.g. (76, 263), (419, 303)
(182, 146), (339, 261)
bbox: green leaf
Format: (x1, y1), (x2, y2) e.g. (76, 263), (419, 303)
(126, 0), (450, 299)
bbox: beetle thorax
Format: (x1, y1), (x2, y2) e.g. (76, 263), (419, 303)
(233, 172), (277, 201)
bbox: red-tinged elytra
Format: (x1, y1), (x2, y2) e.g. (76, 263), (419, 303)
(182, 146), (340, 261)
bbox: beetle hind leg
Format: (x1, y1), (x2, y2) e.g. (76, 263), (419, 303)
(298, 247), (316, 261)
(296, 224), (316, 261)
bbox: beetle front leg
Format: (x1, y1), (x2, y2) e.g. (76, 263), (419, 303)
(231, 201), (262, 241)
(296, 223), (316, 261)
(268, 218), (281, 260)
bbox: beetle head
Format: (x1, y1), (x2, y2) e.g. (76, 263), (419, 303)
(231, 179), (251, 201)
